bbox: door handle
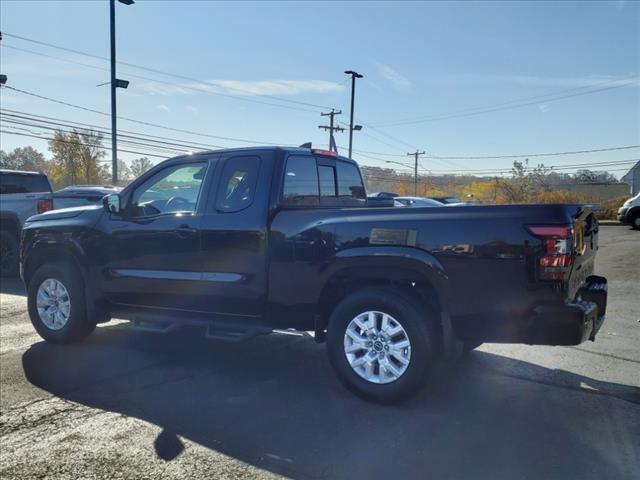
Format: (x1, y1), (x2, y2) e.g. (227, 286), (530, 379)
(174, 225), (198, 238)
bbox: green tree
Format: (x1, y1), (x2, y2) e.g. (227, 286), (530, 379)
(48, 129), (108, 187)
(129, 156), (154, 179)
(0, 146), (49, 172)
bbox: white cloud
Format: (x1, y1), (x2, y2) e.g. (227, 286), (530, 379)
(185, 105), (198, 114)
(538, 103), (551, 113)
(138, 79), (344, 97)
(375, 62), (411, 89)
(156, 104), (170, 112)
(447, 73), (639, 88)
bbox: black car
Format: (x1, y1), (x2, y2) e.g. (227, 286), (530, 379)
(20, 146), (608, 401)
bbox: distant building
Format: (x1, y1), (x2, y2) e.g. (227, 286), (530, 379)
(621, 160), (640, 196)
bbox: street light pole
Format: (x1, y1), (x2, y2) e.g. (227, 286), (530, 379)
(109, 0), (133, 185)
(344, 70), (363, 159)
(110, 0), (118, 184)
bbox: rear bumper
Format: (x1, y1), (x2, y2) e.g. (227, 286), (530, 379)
(527, 275), (607, 345)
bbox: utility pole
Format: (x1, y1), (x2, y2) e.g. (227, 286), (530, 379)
(318, 109), (344, 153)
(344, 70), (363, 159)
(407, 150), (426, 196)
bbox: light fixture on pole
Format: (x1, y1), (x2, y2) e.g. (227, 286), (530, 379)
(110, 0), (134, 185)
(344, 70), (363, 159)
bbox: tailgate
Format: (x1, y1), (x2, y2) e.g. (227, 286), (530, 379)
(567, 206), (598, 299)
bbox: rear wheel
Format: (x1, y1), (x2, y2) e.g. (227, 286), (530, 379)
(327, 287), (435, 402)
(0, 230), (19, 277)
(27, 263), (95, 343)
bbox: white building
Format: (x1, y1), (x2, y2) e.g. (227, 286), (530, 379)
(621, 160), (640, 196)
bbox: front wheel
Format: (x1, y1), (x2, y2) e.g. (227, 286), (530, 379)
(27, 263), (95, 343)
(631, 213), (640, 230)
(326, 287), (435, 402)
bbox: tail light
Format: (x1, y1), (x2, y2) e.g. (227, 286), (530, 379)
(37, 198), (54, 214)
(526, 225), (572, 281)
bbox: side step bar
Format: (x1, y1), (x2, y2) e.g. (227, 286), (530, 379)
(118, 309), (272, 342)
(205, 324), (271, 342)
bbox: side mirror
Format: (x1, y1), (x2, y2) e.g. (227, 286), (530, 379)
(103, 193), (121, 214)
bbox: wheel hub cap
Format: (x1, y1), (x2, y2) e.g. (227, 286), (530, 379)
(36, 278), (71, 331)
(343, 310), (412, 384)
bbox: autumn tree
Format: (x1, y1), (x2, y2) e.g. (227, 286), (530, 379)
(498, 159), (551, 203)
(0, 146), (49, 172)
(48, 129), (109, 187)
(129, 156), (154, 179)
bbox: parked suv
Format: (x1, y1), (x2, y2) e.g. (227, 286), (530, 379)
(617, 193), (640, 229)
(0, 169), (53, 276)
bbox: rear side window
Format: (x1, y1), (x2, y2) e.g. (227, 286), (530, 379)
(318, 165), (338, 206)
(216, 156), (261, 213)
(336, 161), (366, 205)
(282, 156), (319, 206)
(0, 173), (51, 194)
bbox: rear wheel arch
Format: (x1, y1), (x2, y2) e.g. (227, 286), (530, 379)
(317, 254), (451, 351)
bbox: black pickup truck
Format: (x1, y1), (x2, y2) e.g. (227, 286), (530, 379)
(20, 147), (607, 401)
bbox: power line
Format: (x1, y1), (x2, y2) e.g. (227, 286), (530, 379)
(1, 32), (337, 111)
(428, 145), (640, 160)
(1, 118), (187, 156)
(371, 74), (639, 127)
(1, 109), (225, 151)
(1, 85), (298, 146)
(0, 129), (168, 159)
(0, 43), (320, 114)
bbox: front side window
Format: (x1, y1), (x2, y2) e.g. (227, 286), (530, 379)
(216, 156), (260, 213)
(130, 162), (206, 217)
(282, 155), (319, 206)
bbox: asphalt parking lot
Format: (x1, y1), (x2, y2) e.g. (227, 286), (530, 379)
(0, 225), (638, 480)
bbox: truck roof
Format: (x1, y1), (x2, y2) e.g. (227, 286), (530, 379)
(182, 146), (358, 166)
(0, 169), (47, 176)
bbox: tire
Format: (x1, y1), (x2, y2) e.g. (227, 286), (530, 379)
(326, 287), (435, 402)
(0, 230), (19, 277)
(631, 213), (640, 230)
(27, 263), (95, 343)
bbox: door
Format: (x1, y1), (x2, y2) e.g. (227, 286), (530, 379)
(101, 160), (211, 310)
(197, 154), (269, 317)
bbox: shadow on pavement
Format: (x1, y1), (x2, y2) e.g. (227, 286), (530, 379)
(0, 277), (26, 297)
(21, 324), (640, 479)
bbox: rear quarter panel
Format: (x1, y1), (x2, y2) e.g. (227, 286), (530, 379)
(268, 203), (585, 329)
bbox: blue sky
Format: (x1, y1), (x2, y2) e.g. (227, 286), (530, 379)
(1, 0), (639, 177)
